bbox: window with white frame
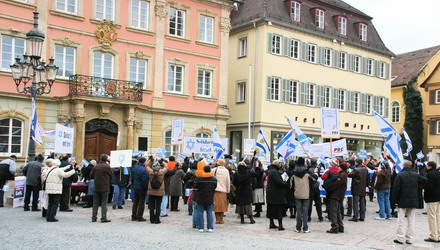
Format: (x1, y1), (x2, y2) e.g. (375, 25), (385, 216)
(359, 23), (368, 41)
(339, 52), (347, 70)
(306, 84), (315, 106)
(367, 59), (373, 76)
(308, 44), (317, 63)
(0, 118), (23, 155)
(353, 92), (360, 113)
(286, 80), (298, 104)
(324, 48), (332, 66)
(315, 9), (324, 29)
(290, 39), (300, 59)
(131, 0), (149, 30)
(197, 69), (212, 97)
(338, 89), (345, 110)
(366, 94), (372, 114)
(236, 82), (246, 103)
(55, 45), (75, 78)
(354, 55), (361, 73)
(196, 132), (210, 138)
(239, 37), (247, 57)
(164, 130), (178, 157)
(167, 64), (184, 93)
(323, 86), (331, 108)
(436, 90), (440, 104)
(391, 102), (400, 123)
(96, 0), (115, 21)
(291, 1), (300, 22)
(1, 36), (25, 71)
(199, 15), (214, 44)
(56, 0), (77, 14)
(93, 52), (114, 78)
(379, 62), (386, 78)
(338, 17), (347, 35)
(129, 58), (147, 88)
(269, 77), (281, 101)
(169, 8), (185, 37)
(271, 35), (282, 55)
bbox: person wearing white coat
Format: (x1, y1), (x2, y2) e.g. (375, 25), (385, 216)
(212, 159), (231, 224)
(41, 159), (75, 222)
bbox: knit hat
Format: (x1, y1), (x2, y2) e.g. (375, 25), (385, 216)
(329, 159), (339, 167)
(138, 157), (146, 164)
(340, 162), (349, 170)
(52, 159), (61, 167)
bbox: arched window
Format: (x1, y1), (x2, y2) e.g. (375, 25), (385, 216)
(196, 132), (210, 138)
(164, 130), (178, 158)
(391, 102), (400, 123)
(0, 118), (23, 155)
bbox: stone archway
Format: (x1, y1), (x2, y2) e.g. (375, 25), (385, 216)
(84, 119), (118, 161)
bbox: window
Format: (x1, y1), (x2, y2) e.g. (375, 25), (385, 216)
(271, 35), (282, 55)
(196, 132), (210, 138)
(286, 80), (299, 104)
(167, 64), (183, 93)
(0, 118), (23, 155)
(289, 39), (300, 59)
(306, 84), (315, 106)
(1, 36), (25, 71)
(57, 0), (77, 14)
(436, 90), (440, 104)
(131, 0), (149, 30)
(339, 52), (347, 70)
(354, 55), (361, 73)
(291, 1), (300, 22)
(379, 62), (385, 78)
(308, 44), (317, 63)
(236, 82), (246, 103)
(338, 17), (347, 35)
(169, 8), (185, 37)
(324, 48), (332, 66)
(93, 52), (114, 78)
(338, 89), (345, 110)
(323, 86), (331, 108)
(164, 130), (178, 158)
(359, 23), (368, 41)
(55, 45), (75, 78)
(391, 102), (400, 123)
(239, 37), (247, 57)
(96, 0), (114, 21)
(129, 58), (147, 88)
(353, 92), (360, 113)
(269, 77), (281, 101)
(366, 94), (372, 114)
(367, 59), (374, 76)
(315, 9), (324, 29)
(199, 15), (214, 43)
(197, 69), (212, 97)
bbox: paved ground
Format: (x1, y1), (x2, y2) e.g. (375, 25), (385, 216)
(0, 198), (438, 250)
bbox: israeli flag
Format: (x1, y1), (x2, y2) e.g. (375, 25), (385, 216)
(30, 97), (44, 145)
(286, 117), (312, 149)
(402, 127), (413, 157)
(177, 153), (187, 161)
(256, 129), (271, 154)
(82, 159), (90, 166)
(275, 130), (297, 158)
(416, 151), (424, 159)
(375, 147), (381, 152)
(212, 127), (224, 160)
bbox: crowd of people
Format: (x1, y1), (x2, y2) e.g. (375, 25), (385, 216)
(0, 152), (439, 245)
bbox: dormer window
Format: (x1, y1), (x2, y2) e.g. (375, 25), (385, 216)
(315, 9), (324, 29)
(359, 23), (368, 41)
(291, 1), (301, 22)
(338, 16), (347, 35)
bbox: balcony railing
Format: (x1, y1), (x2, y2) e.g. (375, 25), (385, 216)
(69, 74), (143, 101)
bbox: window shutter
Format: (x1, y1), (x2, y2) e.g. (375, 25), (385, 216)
(266, 76), (272, 100)
(360, 93), (366, 113)
(385, 63), (390, 79)
(348, 54), (354, 71)
(319, 46), (325, 65)
(375, 60), (380, 77)
(362, 58), (368, 74)
(299, 82), (306, 105)
(316, 85), (322, 107)
(267, 33), (273, 53)
(430, 120), (437, 135)
(384, 97), (389, 118)
(333, 50), (339, 68)
(300, 42), (308, 61)
(281, 79), (287, 102)
(430, 90), (436, 104)
(373, 96), (379, 113)
(332, 88), (339, 108)
(282, 37), (289, 56)
(346, 91), (352, 112)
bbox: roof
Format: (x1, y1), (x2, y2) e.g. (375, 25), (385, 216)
(230, 0), (393, 57)
(391, 45), (440, 87)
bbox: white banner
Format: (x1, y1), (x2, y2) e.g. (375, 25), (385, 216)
(291, 139), (348, 158)
(171, 119), (184, 145)
(183, 137), (228, 154)
(244, 139), (256, 155)
(54, 124), (74, 154)
(110, 150), (133, 168)
(13, 176), (26, 208)
(321, 108), (340, 138)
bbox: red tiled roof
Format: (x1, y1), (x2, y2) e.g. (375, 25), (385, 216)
(391, 45), (440, 87)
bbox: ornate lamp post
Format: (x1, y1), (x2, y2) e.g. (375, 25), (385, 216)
(10, 11), (58, 160)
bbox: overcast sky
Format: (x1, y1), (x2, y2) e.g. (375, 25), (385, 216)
(343, 0), (440, 55)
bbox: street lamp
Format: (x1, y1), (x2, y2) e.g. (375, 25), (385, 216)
(10, 11), (58, 160)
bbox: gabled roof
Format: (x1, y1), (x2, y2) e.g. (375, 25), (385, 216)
(230, 0), (393, 57)
(391, 45), (440, 87)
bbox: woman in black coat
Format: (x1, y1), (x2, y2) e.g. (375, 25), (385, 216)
(233, 162), (255, 224)
(266, 163), (289, 231)
(285, 160), (296, 218)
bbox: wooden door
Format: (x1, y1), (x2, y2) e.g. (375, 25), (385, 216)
(84, 131), (117, 161)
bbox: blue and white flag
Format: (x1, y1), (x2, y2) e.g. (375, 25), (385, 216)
(275, 130), (297, 158)
(427, 154), (432, 158)
(43, 123), (70, 139)
(31, 97), (44, 145)
(401, 127), (413, 157)
(212, 127), (224, 160)
(256, 129), (271, 154)
(373, 111), (404, 173)
(286, 117), (312, 152)
(375, 147), (381, 152)
(82, 159), (90, 166)
(416, 151), (424, 159)
(177, 153), (187, 161)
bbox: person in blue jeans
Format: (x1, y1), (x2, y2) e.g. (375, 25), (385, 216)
(374, 161), (392, 220)
(112, 166), (130, 209)
(193, 165), (217, 232)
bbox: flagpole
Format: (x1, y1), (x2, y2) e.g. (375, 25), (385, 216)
(330, 138), (333, 159)
(248, 64), (252, 139)
(284, 116), (311, 158)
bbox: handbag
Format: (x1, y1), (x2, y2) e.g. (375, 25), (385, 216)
(42, 168), (56, 191)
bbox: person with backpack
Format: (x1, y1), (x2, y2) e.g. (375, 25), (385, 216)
(146, 160), (168, 224)
(348, 158), (370, 222)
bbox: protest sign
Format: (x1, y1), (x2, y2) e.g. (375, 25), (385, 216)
(243, 139), (255, 155)
(54, 124), (74, 153)
(110, 150), (133, 168)
(13, 176), (26, 208)
(183, 137), (228, 154)
(321, 108), (340, 139)
(171, 120), (184, 145)
(291, 139), (348, 158)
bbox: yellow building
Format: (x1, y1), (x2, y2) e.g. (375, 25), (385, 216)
(227, 0), (393, 160)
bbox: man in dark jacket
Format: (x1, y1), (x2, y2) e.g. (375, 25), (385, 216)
(81, 160), (96, 208)
(307, 159), (323, 222)
(0, 155), (17, 207)
(324, 163), (348, 234)
(193, 165), (217, 232)
(22, 154), (44, 211)
(423, 161), (440, 243)
(60, 155), (76, 212)
(131, 158), (148, 222)
(90, 154), (114, 223)
(111, 165), (131, 210)
(392, 160), (428, 244)
(348, 158), (369, 222)
(345, 159), (356, 217)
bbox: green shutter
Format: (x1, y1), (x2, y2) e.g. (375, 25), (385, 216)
(317, 85), (323, 107)
(281, 79), (287, 102)
(332, 88), (339, 108)
(266, 76), (272, 100)
(299, 82), (306, 105)
(267, 33), (273, 53)
(373, 96), (378, 113)
(362, 58), (368, 74)
(375, 60), (380, 77)
(300, 42), (307, 61)
(319, 46), (325, 65)
(360, 93), (366, 113)
(348, 54), (354, 71)
(385, 63), (390, 80)
(346, 91), (352, 112)
(283, 37), (289, 56)
(333, 50), (339, 68)
(384, 97), (389, 117)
